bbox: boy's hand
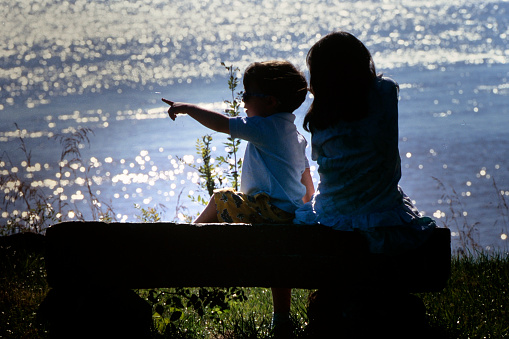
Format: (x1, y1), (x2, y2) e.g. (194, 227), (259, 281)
(161, 98), (230, 134)
(162, 98), (186, 121)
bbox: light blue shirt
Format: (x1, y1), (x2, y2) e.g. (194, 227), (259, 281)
(229, 112), (309, 213)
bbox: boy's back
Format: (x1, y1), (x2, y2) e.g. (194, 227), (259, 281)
(230, 112), (309, 213)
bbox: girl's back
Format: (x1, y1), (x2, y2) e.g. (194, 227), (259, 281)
(296, 30), (436, 254)
(310, 77), (402, 219)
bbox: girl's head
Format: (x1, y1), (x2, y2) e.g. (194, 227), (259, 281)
(243, 60), (307, 116)
(304, 31), (378, 131)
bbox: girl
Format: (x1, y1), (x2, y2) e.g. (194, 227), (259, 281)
(294, 31), (436, 254)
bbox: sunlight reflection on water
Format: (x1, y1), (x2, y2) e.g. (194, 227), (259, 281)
(1, 0), (507, 110)
(1, 0), (508, 249)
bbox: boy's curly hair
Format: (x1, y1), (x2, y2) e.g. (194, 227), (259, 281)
(243, 60), (308, 113)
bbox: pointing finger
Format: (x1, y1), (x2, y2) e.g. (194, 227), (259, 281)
(161, 98), (173, 106)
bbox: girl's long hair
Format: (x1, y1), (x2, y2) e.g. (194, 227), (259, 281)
(303, 31), (378, 131)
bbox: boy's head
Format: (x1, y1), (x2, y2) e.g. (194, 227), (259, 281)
(243, 61), (308, 114)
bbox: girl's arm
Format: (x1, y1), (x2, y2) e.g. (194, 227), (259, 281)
(162, 98), (230, 134)
(301, 167), (315, 203)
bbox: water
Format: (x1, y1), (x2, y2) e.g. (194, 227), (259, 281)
(1, 0), (508, 250)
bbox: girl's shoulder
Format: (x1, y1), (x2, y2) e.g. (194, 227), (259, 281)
(375, 76), (399, 90)
(373, 76), (399, 97)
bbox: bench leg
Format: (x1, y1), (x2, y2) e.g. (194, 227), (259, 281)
(38, 287), (152, 338)
(306, 289), (428, 338)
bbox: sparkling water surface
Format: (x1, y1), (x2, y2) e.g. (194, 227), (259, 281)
(1, 0), (508, 250)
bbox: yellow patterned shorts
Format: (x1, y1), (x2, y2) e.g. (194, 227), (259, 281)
(213, 188), (294, 224)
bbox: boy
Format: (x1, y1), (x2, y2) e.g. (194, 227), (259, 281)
(162, 60), (314, 333)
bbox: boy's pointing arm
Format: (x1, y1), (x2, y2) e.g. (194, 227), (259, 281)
(162, 98), (230, 134)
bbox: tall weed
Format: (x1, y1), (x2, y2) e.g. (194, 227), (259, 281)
(433, 176), (509, 255)
(0, 124), (116, 235)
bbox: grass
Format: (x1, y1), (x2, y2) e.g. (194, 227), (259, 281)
(0, 233), (49, 338)
(420, 251), (509, 338)
(1, 233), (508, 338)
(140, 287), (310, 338)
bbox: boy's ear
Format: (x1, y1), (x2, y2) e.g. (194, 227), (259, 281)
(267, 95), (279, 108)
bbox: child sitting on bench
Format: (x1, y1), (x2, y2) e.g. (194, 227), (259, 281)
(162, 60), (314, 334)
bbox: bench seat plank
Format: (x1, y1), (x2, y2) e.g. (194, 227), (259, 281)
(45, 221), (450, 292)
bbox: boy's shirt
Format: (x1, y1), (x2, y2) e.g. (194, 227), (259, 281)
(229, 112), (309, 213)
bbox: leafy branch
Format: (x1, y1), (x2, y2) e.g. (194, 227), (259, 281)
(219, 62), (244, 192)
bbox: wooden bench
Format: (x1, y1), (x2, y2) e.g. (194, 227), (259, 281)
(39, 221), (451, 337)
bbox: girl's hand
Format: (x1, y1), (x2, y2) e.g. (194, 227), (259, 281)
(162, 98), (186, 121)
